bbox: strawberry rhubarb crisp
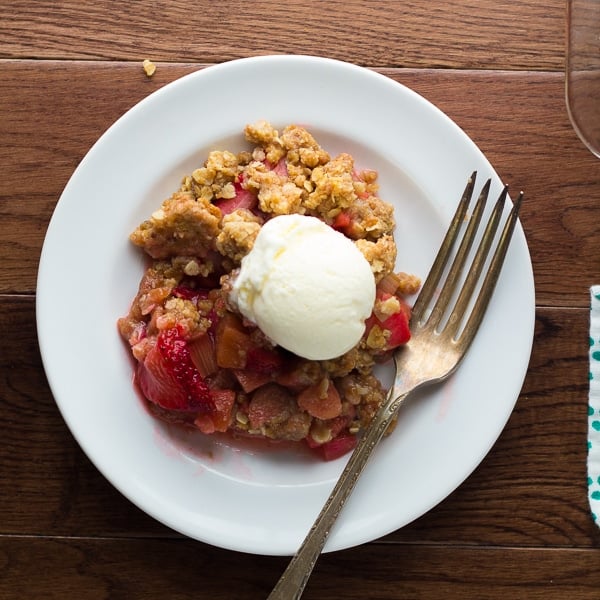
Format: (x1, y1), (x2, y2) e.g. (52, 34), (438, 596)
(118, 121), (420, 460)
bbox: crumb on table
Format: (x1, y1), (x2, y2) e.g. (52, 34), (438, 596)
(142, 59), (156, 77)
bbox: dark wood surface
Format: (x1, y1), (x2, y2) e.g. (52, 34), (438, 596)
(1, 1), (599, 598)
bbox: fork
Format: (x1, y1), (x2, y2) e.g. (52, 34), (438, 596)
(267, 171), (524, 600)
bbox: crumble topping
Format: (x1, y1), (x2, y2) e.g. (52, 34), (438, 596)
(355, 235), (397, 283)
(216, 209), (262, 262)
(142, 59), (156, 77)
(130, 191), (221, 259)
(118, 121), (421, 460)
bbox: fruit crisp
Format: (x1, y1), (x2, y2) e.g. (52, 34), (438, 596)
(118, 121), (420, 460)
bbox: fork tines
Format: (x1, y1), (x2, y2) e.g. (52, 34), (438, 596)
(411, 171), (523, 348)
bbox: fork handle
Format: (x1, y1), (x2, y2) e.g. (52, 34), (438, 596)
(267, 390), (409, 600)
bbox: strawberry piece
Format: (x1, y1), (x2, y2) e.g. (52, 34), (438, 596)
(245, 346), (283, 375)
(138, 325), (213, 412)
(364, 291), (412, 351)
(194, 389), (235, 434)
(332, 210), (352, 232)
(317, 432), (357, 461)
(214, 184), (258, 215)
(380, 309), (411, 347)
(297, 378), (342, 420)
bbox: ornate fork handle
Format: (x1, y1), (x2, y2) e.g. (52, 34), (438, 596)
(267, 386), (412, 600)
(268, 173), (523, 600)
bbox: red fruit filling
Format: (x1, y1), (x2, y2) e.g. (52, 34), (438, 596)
(246, 346), (284, 374)
(365, 290), (412, 352)
(297, 379), (342, 420)
(138, 325), (213, 413)
(332, 210), (352, 232)
(195, 390), (236, 434)
(318, 433), (358, 461)
(214, 184), (258, 215)
(119, 122), (420, 461)
(127, 283), (414, 460)
(188, 333), (218, 378)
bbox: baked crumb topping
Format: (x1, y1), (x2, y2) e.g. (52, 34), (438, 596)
(142, 59), (156, 77)
(118, 121), (421, 460)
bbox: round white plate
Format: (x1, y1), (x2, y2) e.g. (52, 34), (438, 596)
(37, 55), (535, 556)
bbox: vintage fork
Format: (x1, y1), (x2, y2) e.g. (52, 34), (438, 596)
(267, 172), (524, 600)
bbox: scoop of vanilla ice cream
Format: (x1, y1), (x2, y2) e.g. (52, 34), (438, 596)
(231, 214), (376, 360)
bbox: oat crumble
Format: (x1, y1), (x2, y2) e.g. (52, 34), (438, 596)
(142, 59), (156, 77)
(118, 121), (420, 460)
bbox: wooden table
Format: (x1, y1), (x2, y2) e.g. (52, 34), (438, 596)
(1, 1), (599, 598)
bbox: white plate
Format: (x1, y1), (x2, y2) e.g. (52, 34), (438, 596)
(37, 55), (535, 556)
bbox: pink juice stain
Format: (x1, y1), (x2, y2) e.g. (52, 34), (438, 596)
(129, 361), (312, 481)
(435, 376), (456, 422)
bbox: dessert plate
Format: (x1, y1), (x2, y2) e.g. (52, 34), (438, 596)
(37, 55), (535, 556)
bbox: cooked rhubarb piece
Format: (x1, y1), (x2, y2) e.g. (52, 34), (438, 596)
(234, 369), (272, 393)
(188, 333), (218, 378)
(297, 378), (342, 420)
(194, 390), (235, 434)
(265, 157), (288, 179)
(376, 272), (403, 296)
(214, 184), (258, 215)
(215, 312), (253, 369)
(318, 433), (358, 461)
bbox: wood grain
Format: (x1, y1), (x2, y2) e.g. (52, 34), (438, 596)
(2, 296), (598, 550)
(1, 1), (599, 596)
(1, 62), (599, 305)
(0, 0), (565, 71)
(0, 537), (599, 600)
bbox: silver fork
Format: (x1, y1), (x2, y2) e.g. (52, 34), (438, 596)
(267, 172), (524, 600)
